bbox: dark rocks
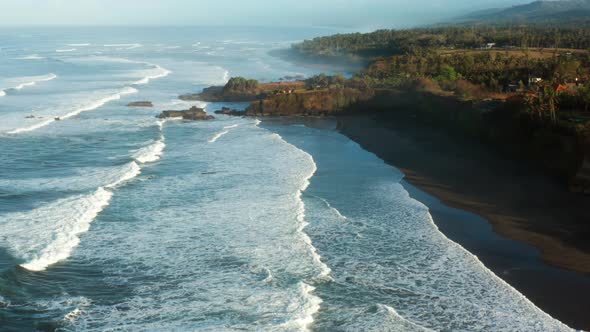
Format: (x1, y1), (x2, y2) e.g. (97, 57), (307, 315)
(157, 106), (214, 121)
(179, 86), (260, 102)
(214, 107), (243, 116)
(127, 101), (153, 107)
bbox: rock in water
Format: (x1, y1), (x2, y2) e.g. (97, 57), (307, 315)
(127, 101), (154, 107)
(214, 106), (242, 116)
(157, 106), (214, 121)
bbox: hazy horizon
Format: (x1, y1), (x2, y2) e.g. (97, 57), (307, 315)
(1, 0), (532, 30)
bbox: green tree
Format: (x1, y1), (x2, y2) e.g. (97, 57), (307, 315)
(435, 65), (460, 82)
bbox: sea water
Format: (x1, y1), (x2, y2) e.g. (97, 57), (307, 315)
(0, 27), (573, 331)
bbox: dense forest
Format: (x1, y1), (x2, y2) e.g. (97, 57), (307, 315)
(288, 24), (590, 190)
(293, 26), (590, 58)
(293, 26), (590, 116)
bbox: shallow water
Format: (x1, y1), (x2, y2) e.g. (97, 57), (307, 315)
(0, 27), (573, 331)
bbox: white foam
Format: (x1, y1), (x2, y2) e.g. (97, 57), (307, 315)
(262, 268), (273, 284)
(105, 162), (142, 188)
(293, 144), (332, 280)
(269, 132), (332, 330)
(0, 164), (142, 193)
(48, 86), (138, 123)
(133, 139), (166, 164)
(208, 123), (242, 143)
(16, 54), (44, 60)
(104, 43), (142, 50)
(56, 48), (76, 53)
(281, 282), (323, 331)
(7, 86), (138, 135)
(0, 161), (143, 272)
(208, 130), (229, 143)
(64, 308), (83, 322)
(132, 65), (171, 85)
(15, 73), (57, 90)
(312, 194), (348, 221)
(380, 305), (436, 332)
(17, 187), (114, 272)
(0, 73), (57, 97)
(6, 118), (54, 135)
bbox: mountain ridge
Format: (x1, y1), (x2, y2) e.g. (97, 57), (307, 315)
(456, 0), (590, 25)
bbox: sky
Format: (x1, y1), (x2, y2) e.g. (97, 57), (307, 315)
(0, 0), (532, 29)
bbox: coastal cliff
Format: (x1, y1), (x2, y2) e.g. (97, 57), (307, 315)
(196, 77), (590, 194)
(244, 88), (374, 116)
(180, 77), (305, 102)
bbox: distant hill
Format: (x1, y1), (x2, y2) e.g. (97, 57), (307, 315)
(456, 0), (590, 25)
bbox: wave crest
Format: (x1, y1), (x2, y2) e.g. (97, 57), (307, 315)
(7, 86), (137, 135)
(0, 73), (57, 97)
(133, 139), (166, 164)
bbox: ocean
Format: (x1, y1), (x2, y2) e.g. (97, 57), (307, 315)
(0, 27), (573, 331)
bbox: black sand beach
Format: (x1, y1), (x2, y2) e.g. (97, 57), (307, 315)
(336, 113), (590, 330)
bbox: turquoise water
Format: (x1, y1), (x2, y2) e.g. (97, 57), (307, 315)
(0, 27), (573, 331)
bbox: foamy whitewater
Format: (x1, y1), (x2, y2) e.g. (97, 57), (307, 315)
(0, 27), (575, 331)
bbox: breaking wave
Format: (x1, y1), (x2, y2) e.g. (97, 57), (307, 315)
(0, 161), (140, 272)
(133, 137), (166, 164)
(208, 130), (229, 143)
(104, 43), (143, 50)
(16, 54), (44, 60)
(7, 87), (138, 134)
(0, 73), (57, 96)
(132, 65), (171, 85)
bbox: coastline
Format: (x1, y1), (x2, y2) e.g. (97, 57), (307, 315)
(335, 113), (590, 330)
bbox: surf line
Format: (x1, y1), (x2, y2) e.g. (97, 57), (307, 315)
(19, 121), (167, 272)
(265, 128), (333, 331)
(19, 162), (141, 272)
(208, 124), (240, 143)
(0, 73), (58, 97)
(6, 87), (138, 135)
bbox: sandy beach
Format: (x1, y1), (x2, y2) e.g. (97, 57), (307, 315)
(337, 113), (590, 330)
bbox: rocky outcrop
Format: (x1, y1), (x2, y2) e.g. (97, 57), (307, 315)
(180, 86), (261, 102)
(214, 107), (243, 116)
(244, 88), (374, 116)
(179, 81), (306, 103)
(127, 101), (153, 107)
(157, 107), (214, 120)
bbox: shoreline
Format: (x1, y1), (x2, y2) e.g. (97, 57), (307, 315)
(335, 113), (590, 330)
